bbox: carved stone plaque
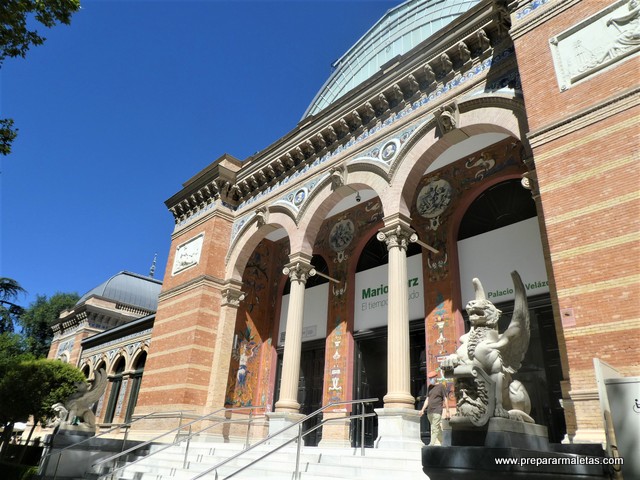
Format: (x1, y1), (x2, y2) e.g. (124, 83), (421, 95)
(550, 0), (640, 90)
(172, 233), (204, 275)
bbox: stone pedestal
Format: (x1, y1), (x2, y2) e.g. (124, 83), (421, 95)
(318, 412), (351, 448)
(266, 412), (305, 445)
(374, 408), (423, 450)
(424, 418), (609, 479)
(422, 446), (610, 480)
(57, 424), (95, 435)
(445, 417), (550, 450)
(40, 430), (135, 480)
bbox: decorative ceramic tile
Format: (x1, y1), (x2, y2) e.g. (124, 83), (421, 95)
(515, 0), (553, 21)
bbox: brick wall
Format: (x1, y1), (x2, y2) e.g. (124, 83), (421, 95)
(514, 0), (640, 442)
(136, 212), (235, 414)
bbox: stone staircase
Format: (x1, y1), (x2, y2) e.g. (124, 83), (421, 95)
(95, 440), (426, 480)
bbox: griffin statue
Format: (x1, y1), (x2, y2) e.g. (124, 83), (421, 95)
(52, 368), (108, 431)
(442, 271), (534, 426)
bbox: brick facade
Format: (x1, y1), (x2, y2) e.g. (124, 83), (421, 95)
(53, 0), (639, 447)
(513, 0), (640, 443)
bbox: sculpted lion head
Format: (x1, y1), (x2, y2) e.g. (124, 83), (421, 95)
(465, 278), (501, 327)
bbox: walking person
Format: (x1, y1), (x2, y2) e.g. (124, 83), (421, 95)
(419, 370), (450, 446)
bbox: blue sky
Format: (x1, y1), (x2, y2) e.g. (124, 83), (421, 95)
(1, 0), (399, 307)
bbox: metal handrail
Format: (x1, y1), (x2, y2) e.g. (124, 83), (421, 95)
(191, 397), (378, 480)
(40, 410), (191, 480)
(225, 410), (377, 480)
(92, 405), (265, 478)
(103, 408), (266, 477)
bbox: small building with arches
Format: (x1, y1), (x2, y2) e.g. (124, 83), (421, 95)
(48, 271), (160, 427)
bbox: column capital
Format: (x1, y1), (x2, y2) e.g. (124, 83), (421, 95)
(283, 252), (316, 284)
(377, 223), (417, 252)
(221, 280), (245, 308)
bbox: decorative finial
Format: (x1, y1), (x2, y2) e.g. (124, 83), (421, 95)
(149, 253), (157, 278)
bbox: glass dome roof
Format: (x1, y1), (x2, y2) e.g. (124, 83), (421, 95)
(303, 0), (481, 119)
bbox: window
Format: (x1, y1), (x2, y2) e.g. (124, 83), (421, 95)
(124, 352), (146, 423)
(103, 357), (126, 424)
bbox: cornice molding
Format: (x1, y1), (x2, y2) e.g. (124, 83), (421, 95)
(158, 274), (227, 302)
(165, 2), (516, 224)
(527, 86), (640, 149)
(171, 200), (234, 238)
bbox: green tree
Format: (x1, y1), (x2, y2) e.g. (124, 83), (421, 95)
(0, 0), (81, 155)
(19, 292), (79, 358)
(0, 354), (84, 458)
(0, 277), (26, 333)
(0, 332), (31, 457)
(0, 119), (18, 156)
(0, 331), (29, 365)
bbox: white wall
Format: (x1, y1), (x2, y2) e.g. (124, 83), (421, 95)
(278, 283), (329, 345)
(354, 253), (425, 331)
(457, 217), (549, 304)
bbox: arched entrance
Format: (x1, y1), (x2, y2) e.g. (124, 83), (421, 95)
(456, 178), (566, 442)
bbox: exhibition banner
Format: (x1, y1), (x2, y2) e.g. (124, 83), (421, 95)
(457, 217), (549, 304)
(354, 253), (425, 331)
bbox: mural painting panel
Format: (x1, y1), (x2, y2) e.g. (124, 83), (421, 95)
(226, 240), (285, 407)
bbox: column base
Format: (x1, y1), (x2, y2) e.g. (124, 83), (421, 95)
(274, 398), (301, 413)
(374, 408), (423, 450)
(383, 391), (416, 409)
(561, 429), (606, 445)
(318, 412), (351, 448)
(266, 412), (305, 445)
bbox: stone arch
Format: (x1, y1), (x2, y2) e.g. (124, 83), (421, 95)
(390, 96), (528, 218)
(79, 360), (92, 378)
(225, 210), (296, 281)
(295, 167), (389, 254)
(128, 344), (149, 373)
(110, 352), (128, 375)
(94, 357), (107, 377)
(228, 205), (297, 264)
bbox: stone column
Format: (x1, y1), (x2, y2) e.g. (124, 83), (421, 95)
(377, 218), (417, 409)
(374, 215), (422, 450)
(274, 254), (316, 412)
(268, 253), (315, 441)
